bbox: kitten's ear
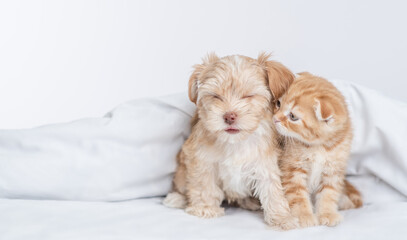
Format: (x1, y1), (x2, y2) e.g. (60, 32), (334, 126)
(314, 99), (334, 122)
(258, 53), (295, 100)
(188, 53), (219, 103)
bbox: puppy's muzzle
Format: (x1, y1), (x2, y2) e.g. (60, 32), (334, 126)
(223, 112), (237, 125)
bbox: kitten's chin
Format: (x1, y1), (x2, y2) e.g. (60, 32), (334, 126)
(275, 124), (307, 143)
(275, 123), (289, 137)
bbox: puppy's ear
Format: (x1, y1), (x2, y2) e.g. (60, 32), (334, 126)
(258, 53), (295, 100)
(188, 53), (219, 103)
(297, 71), (313, 77)
(188, 64), (205, 103)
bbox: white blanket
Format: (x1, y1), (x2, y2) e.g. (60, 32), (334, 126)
(0, 94), (195, 201)
(333, 80), (407, 203)
(0, 80), (406, 239)
(0, 80), (406, 203)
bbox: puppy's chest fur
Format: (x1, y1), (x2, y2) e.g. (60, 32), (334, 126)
(217, 142), (261, 199)
(197, 124), (271, 200)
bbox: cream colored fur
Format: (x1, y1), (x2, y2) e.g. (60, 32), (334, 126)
(163, 53), (298, 230)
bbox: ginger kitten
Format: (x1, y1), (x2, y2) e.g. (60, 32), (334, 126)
(273, 72), (362, 227)
(163, 53), (299, 230)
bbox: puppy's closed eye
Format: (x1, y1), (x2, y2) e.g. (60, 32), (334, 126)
(241, 94), (256, 99)
(212, 94), (223, 101)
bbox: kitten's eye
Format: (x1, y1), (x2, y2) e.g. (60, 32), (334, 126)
(276, 100), (281, 108)
(289, 112), (299, 121)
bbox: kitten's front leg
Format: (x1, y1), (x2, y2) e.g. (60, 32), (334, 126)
(256, 155), (299, 230)
(315, 168), (345, 226)
(281, 163), (318, 228)
(185, 159), (225, 218)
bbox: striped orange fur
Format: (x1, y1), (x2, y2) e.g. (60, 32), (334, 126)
(274, 73), (362, 227)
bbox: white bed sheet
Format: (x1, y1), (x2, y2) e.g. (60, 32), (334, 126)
(0, 197), (406, 240)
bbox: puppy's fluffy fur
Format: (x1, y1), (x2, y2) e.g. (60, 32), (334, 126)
(274, 72), (362, 227)
(163, 53), (298, 230)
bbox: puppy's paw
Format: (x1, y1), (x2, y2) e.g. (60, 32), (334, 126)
(318, 212), (343, 227)
(237, 197), (261, 211)
(185, 206), (225, 218)
(265, 215), (299, 231)
(298, 213), (318, 228)
(163, 192), (187, 209)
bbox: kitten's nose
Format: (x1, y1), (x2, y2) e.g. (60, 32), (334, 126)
(223, 112), (237, 125)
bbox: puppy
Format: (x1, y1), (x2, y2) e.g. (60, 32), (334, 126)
(164, 53), (298, 230)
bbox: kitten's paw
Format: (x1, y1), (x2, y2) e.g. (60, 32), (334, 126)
(298, 213), (318, 228)
(318, 212), (343, 227)
(185, 206), (225, 218)
(265, 215), (299, 231)
(350, 195), (363, 209)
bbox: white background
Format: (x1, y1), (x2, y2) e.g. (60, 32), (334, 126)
(1, 0), (406, 129)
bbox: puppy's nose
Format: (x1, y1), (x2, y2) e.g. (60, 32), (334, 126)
(223, 112), (237, 125)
